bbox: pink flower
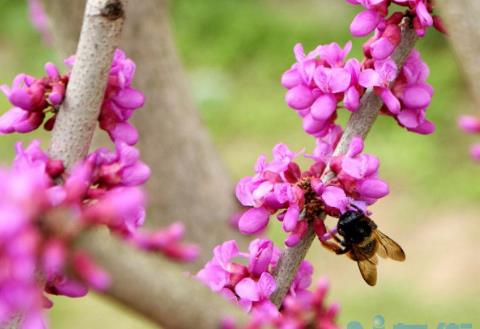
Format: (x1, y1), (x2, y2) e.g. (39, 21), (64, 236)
(247, 239), (281, 277)
(390, 50), (435, 134)
(458, 115), (480, 161)
(224, 278), (340, 329)
(236, 144), (304, 241)
(330, 137), (389, 206)
(83, 187), (146, 235)
(197, 239), (313, 314)
(72, 252), (111, 291)
(67, 49), (145, 145)
(235, 273), (277, 312)
(28, 0), (52, 44)
(282, 42), (358, 137)
(350, 9), (381, 37)
(359, 58), (400, 114)
(0, 64), (67, 134)
(132, 222), (199, 262)
(470, 144), (480, 161)
(458, 116), (480, 134)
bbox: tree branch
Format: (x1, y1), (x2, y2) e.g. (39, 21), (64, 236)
(48, 0), (125, 167)
(76, 229), (247, 329)
(270, 20), (418, 308)
(437, 0), (480, 108)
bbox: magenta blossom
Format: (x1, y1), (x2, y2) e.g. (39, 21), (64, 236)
(28, 0), (52, 44)
(282, 42), (361, 137)
(65, 49), (145, 145)
(222, 278), (340, 329)
(347, 0), (444, 38)
(132, 222), (200, 262)
(0, 138), (198, 327)
(458, 115), (480, 162)
(0, 64), (67, 134)
(236, 131), (389, 245)
(236, 144), (304, 239)
(390, 50), (435, 134)
(1, 49), (144, 146)
(197, 239), (312, 313)
(359, 58), (400, 114)
(329, 137), (389, 207)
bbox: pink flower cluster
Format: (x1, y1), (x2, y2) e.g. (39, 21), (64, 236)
(458, 115), (480, 161)
(0, 49), (144, 146)
(348, 0), (445, 39)
(222, 279), (339, 329)
(235, 137), (388, 246)
(196, 239), (313, 314)
(282, 42), (434, 137)
(281, 0), (441, 139)
(282, 42), (361, 137)
(0, 48), (197, 328)
(0, 137), (198, 328)
(361, 50), (435, 133)
(0, 63), (67, 134)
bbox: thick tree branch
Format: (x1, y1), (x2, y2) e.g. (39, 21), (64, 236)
(49, 0), (125, 167)
(437, 0), (480, 108)
(270, 20), (418, 308)
(76, 229), (247, 329)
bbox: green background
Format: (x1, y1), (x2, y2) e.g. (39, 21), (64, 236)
(0, 0), (478, 328)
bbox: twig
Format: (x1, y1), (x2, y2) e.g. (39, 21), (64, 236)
(270, 20), (418, 308)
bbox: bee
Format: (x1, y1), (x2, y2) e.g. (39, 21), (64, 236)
(321, 208), (406, 286)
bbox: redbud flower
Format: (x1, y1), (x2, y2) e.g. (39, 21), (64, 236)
(131, 222), (200, 262)
(458, 115), (480, 162)
(236, 144), (309, 244)
(347, 0), (442, 38)
(223, 278), (340, 329)
(359, 58), (400, 114)
(28, 0), (52, 44)
(390, 50), (435, 134)
(65, 49), (145, 145)
(0, 64), (67, 134)
(1, 49), (144, 146)
(330, 137), (389, 206)
(459, 115), (480, 134)
(197, 239), (312, 313)
(282, 42), (359, 137)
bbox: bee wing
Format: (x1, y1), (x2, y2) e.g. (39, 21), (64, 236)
(351, 246), (378, 286)
(374, 230), (406, 261)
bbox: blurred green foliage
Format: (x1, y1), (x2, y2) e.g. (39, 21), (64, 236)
(0, 0), (478, 328)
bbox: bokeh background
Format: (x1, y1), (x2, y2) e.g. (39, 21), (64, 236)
(0, 0), (478, 328)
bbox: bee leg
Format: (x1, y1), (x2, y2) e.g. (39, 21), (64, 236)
(335, 247), (350, 255)
(321, 240), (349, 255)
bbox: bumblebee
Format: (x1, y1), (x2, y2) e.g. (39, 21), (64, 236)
(322, 209), (406, 286)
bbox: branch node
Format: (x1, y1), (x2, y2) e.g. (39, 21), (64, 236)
(101, 0), (124, 20)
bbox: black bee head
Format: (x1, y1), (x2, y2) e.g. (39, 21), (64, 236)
(338, 210), (372, 244)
